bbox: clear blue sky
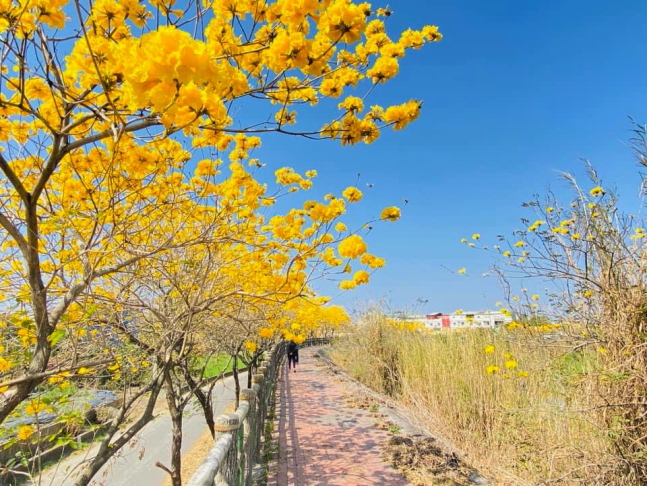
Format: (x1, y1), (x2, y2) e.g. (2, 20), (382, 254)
(246, 1), (647, 312)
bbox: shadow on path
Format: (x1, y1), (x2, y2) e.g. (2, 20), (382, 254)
(268, 348), (409, 486)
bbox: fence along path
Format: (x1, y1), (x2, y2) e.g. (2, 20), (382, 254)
(187, 338), (330, 486)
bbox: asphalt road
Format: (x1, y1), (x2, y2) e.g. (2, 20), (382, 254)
(33, 372), (246, 486)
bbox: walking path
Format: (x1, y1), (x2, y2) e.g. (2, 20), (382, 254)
(268, 348), (409, 486)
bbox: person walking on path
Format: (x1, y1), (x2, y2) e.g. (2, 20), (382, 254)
(287, 341), (299, 372)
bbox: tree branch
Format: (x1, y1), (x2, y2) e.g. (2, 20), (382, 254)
(60, 119), (159, 156)
(0, 210), (28, 255)
(0, 358), (113, 388)
(0, 152), (30, 204)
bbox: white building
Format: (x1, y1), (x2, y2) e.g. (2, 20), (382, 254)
(405, 311), (512, 330)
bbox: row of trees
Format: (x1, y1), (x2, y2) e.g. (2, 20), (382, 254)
(0, 0), (441, 483)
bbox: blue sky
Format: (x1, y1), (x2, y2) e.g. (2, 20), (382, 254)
(4, 2), (645, 313)
(46, 0), (645, 313)
(242, 0), (647, 312)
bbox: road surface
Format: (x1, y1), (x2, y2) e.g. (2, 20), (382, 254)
(33, 372), (247, 486)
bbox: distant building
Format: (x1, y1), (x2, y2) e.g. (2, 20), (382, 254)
(404, 311), (512, 330)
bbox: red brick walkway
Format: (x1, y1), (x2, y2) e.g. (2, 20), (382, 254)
(268, 348), (409, 486)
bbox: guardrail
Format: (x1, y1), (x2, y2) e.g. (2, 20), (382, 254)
(188, 337), (330, 486)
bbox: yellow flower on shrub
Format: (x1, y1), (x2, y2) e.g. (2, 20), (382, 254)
(531, 294), (539, 301)
(454, 309), (463, 315)
(505, 321), (521, 331)
(589, 186), (605, 197)
(17, 425), (34, 441)
(244, 340), (257, 354)
(514, 241), (525, 247)
(471, 233), (480, 240)
(546, 206), (554, 213)
(339, 280), (356, 290)
(528, 220), (545, 231)
(486, 365), (499, 375)
(458, 267), (466, 275)
(484, 345), (495, 354)
(0, 357), (10, 372)
(335, 222), (347, 232)
(505, 359), (518, 370)
(380, 206), (401, 222)
(502, 251), (511, 258)
(597, 347), (607, 355)
(583, 290), (593, 298)
(460, 238), (467, 244)
(25, 401), (46, 415)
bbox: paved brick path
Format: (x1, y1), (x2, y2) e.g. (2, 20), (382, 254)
(268, 348), (409, 486)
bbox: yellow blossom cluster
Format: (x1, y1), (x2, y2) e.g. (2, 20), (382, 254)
(484, 346), (527, 378)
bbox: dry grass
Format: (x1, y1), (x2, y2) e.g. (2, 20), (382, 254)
(160, 428), (215, 486)
(382, 435), (472, 486)
(332, 314), (616, 485)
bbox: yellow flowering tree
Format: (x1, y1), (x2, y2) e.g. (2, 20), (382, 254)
(0, 0), (440, 421)
(0, 0), (442, 482)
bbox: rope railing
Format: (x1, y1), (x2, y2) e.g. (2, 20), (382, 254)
(187, 337), (330, 486)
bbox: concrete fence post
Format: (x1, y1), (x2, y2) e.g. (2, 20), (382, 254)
(239, 388), (257, 485)
(251, 374), (266, 436)
(213, 413), (240, 486)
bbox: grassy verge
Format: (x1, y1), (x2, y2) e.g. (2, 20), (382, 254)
(331, 314), (611, 484)
(195, 354), (241, 379)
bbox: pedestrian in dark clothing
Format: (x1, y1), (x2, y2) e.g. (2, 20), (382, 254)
(287, 341), (299, 372)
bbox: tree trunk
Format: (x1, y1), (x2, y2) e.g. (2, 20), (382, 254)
(163, 370), (183, 486)
(232, 354), (240, 409)
(72, 374), (165, 486)
(181, 364), (215, 437)
(247, 361), (253, 389)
